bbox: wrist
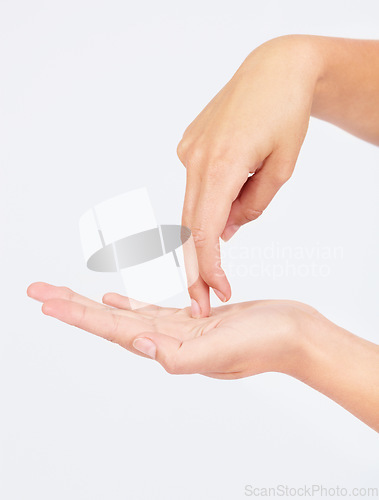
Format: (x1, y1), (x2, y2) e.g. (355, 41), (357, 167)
(278, 305), (327, 380)
(265, 303), (326, 379)
(239, 35), (324, 100)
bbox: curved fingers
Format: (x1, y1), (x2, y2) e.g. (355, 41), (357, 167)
(222, 151), (295, 241)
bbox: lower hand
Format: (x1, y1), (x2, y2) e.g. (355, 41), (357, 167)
(26, 282), (316, 379)
(27, 282), (379, 430)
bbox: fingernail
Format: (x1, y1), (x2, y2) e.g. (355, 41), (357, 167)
(221, 224), (240, 242)
(133, 338), (156, 359)
(213, 288), (227, 302)
(191, 298), (201, 318)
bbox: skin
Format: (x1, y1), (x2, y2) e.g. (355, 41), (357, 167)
(177, 35), (379, 317)
(27, 282), (379, 432)
(26, 36), (379, 432)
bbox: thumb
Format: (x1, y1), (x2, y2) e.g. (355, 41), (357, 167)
(132, 332), (192, 375)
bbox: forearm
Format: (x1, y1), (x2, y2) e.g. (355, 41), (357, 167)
(295, 315), (379, 432)
(242, 34), (379, 144)
(311, 36), (379, 145)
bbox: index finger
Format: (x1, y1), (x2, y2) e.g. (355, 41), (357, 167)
(187, 170), (245, 302)
(182, 168), (212, 317)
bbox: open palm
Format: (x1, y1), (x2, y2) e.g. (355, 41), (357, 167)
(27, 282), (314, 379)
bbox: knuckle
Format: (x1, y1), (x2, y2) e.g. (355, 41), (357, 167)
(186, 148), (204, 169)
(270, 167), (293, 186)
(163, 356), (181, 375)
(60, 286), (74, 299)
(201, 266), (225, 288)
(108, 312), (121, 342)
(241, 206), (263, 223)
(177, 141), (204, 170)
(277, 170), (292, 184)
(191, 227), (208, 248)
(162, 344), (190, 375)
(75, 304), (87, 328)
(201, 271), (218, 287)
(164, 363), (177, 375)
(176, 140), (187, 163)
(200, 267), (213, 284)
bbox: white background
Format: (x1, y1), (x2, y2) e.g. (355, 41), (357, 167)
(1, 0), (378, 498)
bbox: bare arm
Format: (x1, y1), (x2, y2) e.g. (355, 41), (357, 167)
(311, 36), (379, 145)
(298, 314), (379, 431)
(27, 282), (379, 432)
(178, 35), (379, 316)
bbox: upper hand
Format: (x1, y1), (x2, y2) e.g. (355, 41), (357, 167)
(177, 35), (322, 316)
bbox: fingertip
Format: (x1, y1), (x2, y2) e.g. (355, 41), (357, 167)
(26, 283), (35, 297)
(190, 298), (201, 319)
(27, 282), (48, 301)
(27, 281), (42, 297)
(189, 297), (210, 318)
(222, 225), (239, 242)
(213, 287), (232, 303)
(41, 301), (51, 316)
(102, 292), (122, 306)
(188, 278), (211, 318)
(190, 294), (211, 318)
(212, 273), (232, 303)
(221, 224), (240, 242)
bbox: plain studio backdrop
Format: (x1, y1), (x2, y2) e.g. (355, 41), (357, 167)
(1, 0), (378, 498)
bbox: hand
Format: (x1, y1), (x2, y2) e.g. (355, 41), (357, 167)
(178, 35), (323, 316)
(27, 282), (379, 430)
(26, 282), (314, 379)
